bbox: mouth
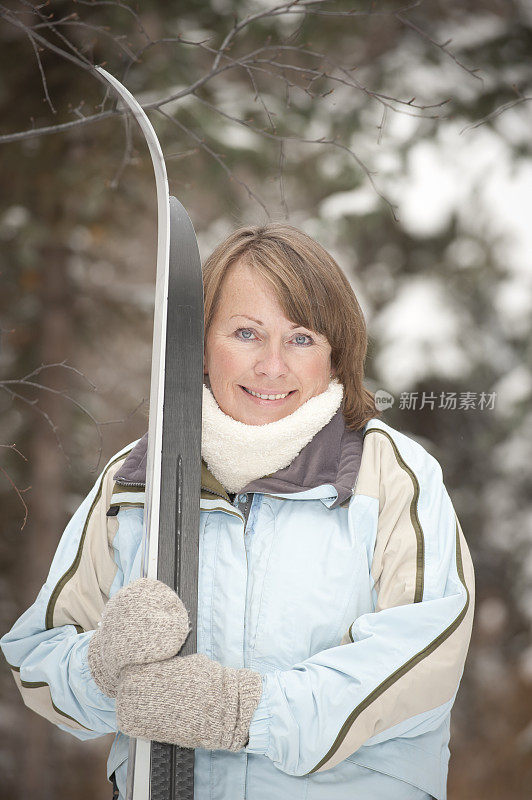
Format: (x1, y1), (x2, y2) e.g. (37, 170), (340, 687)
(240, 386), (296, 403)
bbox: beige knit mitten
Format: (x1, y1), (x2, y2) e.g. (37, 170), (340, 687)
(88, 577), (190, 698)
(116, 653), (263, 751)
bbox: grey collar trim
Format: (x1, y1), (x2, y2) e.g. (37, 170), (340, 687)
(240, 409), (363, 507)
(113, 410), (364, 509)
(113, 432), (148, 488)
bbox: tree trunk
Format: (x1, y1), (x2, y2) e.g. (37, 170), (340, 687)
(20, 242), (73, 799)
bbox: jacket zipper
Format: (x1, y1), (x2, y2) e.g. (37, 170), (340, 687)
(116, 478), (232, 505)
(201, 484), (228, 501)
(235, 494), (254, 672)
(240, 496), (253, 798)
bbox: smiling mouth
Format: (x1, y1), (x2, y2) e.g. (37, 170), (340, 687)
(240, 386), (296, 401)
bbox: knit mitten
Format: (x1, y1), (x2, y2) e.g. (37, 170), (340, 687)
(88, 577), (190, 698)
(116, 653), (263, 751)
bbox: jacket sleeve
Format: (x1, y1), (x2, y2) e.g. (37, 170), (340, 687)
(245, 425), (475, 776)
(0, 446), (140, 740)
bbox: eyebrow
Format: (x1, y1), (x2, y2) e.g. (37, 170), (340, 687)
(230, 314), (301, 330)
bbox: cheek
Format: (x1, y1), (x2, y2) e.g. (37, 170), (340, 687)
(206, 338), (247, 381)
(297, 351), (331, 385)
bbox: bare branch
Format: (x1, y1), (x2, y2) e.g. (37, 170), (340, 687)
(166, 147), (200, 161)
(1, 384), (69, 464)
(190, 92), (398, 219)
(0, 0), (513, 216)
(210, 0), (340, 73)
(72, 0), (153, 42)
(241, 57), (278, 133)
(395, 10), (484, 83)
(278, 138), (289, 219)
(26, 28), (57, 114)
(21, 360), (97, 390)
(244, 46), (449, 114)
(31, 18), (140, 63)
(0, 362), (144, 474)
(0, 444), (30, 530)
(0, 356), (147, 518)
(96, 397), (146, 427)
(3, 378), (105, 461)
(0, 442), (28, 462)
(0, 111), (115, 144)
(0, 56), (240, 145)
(119, 33), (215, 86)
(154, 35), (448, 123)
(377, 104), (388, 145)
(157, 108), (271, 218)
(0, 0), (465, 161)
(141, 62), (243, 111)
(4, 1), (93, 69)
(85, 397), (147, 474)
(460, 89), (532, 134)
(280, 0), (424, 16)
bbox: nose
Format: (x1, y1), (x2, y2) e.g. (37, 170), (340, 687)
(254, 339), (289, 379)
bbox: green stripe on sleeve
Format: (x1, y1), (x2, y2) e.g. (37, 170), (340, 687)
(309, 520), (470, 773)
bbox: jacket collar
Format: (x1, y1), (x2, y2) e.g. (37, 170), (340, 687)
(113, 409), (364, 509)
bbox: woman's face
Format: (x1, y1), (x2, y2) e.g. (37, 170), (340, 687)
(204, 261), (333, 425)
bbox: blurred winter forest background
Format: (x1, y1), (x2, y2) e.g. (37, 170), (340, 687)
(0, 0), (531, 797)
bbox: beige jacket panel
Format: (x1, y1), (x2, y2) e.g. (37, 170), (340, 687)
(322, 428), (475, 773)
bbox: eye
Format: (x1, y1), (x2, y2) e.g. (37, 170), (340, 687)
(292, 333), (313, 346)
(236, 328), (257, 341)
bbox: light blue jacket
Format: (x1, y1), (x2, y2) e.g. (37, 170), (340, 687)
(1, 415), (474, 800)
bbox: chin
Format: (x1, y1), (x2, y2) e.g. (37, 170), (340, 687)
(249, 412), (289, 425)
(240, 402), (301, 426)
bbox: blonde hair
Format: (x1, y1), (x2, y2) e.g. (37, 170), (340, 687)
(202, 223), (379, 431)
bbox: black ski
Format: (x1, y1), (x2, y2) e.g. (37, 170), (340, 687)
(150, 196), (203, 800)
(94, 68), (204, 800)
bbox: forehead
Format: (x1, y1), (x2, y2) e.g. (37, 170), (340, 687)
(215, 262), (285, 317)
(210, 260), (330, 345)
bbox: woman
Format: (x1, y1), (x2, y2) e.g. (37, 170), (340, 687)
(1, 224), (474, 800)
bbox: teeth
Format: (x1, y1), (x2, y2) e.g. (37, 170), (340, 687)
(246, 388), (290, 400)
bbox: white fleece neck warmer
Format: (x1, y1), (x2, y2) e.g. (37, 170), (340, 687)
(201, 379), (344, 493)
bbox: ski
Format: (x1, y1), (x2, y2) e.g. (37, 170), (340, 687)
(95, 67), (203, 800)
